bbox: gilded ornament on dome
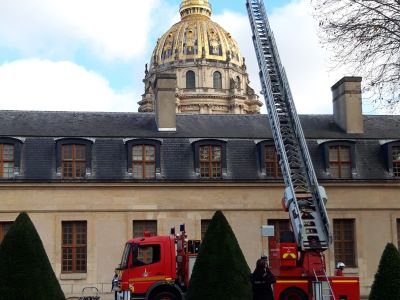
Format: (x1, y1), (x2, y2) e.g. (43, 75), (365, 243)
(208, 27), (221, 55)
(162, 31), (176, 60)
(185, 24), (197, 54)
(164, 33), (174, 51)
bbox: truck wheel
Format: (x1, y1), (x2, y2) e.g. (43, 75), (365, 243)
(153, 291), (178, 300)
(279, 287), (307, 300)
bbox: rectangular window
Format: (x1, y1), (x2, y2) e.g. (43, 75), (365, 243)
(333, 219), (356, 267)
(62, 221), (87, 273)
(200, 145), (222, 178)
(265, 145), (282, 177)
(132, 145), (156, 179)
(62, 144), (86, 179)
(392, 146), (400, 177)
(201, 219), (211, 240)
(329, 146), (352, 179)
(0, 222), (13, 244)
(0, 144), (14, 178)
(133, 220), (157, 238)
(267, 219), (291, 242)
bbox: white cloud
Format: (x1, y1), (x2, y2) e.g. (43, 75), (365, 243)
(214, 0), (348, 114)
(0, 0), (162, 61)
(0, 59), (136, 112)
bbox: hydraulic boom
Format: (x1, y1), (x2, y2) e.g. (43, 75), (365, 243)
(246, 0), (331, 252)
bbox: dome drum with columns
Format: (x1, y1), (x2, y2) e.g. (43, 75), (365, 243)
(138, 0), (262, 114)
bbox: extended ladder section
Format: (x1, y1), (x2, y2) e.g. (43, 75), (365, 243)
(246, 0), (331, 251)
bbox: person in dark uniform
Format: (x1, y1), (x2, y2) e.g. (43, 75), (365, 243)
(250, 257), (276, 300)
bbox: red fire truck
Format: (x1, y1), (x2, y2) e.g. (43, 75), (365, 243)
(114, 225), (199, 300)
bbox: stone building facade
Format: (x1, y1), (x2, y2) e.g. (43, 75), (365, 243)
(0, 1), (400, 299)
(0, 75), (400, 299)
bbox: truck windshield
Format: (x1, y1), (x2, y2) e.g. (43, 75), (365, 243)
(119, 243), (131, 269)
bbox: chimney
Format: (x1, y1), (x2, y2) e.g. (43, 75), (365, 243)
(154, 73), (177, 132)
(331, 76), (364, 134)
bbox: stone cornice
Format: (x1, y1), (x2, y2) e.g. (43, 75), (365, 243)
(177, 93), (247, 100)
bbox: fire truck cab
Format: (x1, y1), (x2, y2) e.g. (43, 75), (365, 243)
(115, 228), (199, 300)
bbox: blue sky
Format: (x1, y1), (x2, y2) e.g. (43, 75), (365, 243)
(77, 0), (292, 92)
(0, 0), (381, 114)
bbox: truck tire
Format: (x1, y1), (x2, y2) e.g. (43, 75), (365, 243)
(153, 291), (178, 300)
(279, 287), (307, 300)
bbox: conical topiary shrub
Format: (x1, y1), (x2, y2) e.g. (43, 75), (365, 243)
(0, 212), (66, 300)
(369, 243), (400, 300)
(186, 210), (252, 300)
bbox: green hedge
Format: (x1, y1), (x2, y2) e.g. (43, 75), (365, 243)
(186, 210), (252, 300)
(369, 243), (400, 300)
(0, 212), (65, 300)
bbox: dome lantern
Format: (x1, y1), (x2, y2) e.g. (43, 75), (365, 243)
(179, 0), (212, 19)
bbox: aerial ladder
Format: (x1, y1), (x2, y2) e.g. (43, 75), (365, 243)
(246, 1), (360, 299)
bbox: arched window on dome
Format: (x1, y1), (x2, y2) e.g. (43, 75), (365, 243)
(213, 71), (222, 89)
(236, 76), (241, 90)
(186, 71), (196, 89)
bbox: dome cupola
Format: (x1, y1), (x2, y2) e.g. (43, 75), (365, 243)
(138, 0), (262, 115)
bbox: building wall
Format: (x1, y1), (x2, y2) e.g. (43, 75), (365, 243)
(1, 182), (399, 298)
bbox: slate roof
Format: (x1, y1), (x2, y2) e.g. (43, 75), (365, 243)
(0, 110), (399, 182)
(1, 110), (399, 139)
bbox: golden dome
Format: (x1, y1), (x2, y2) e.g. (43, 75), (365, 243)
(150, 0), (244, 70)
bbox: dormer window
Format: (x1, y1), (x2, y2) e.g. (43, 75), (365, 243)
(265, 145), (282, 178)
(256, 140), (282, 178)
(132, 145), (156, 179)
(125, 139), (161, 180)
(192, 139), (227, 179)
(56, 138), (93, 179)
(382, 141), (400, 178)
(200, 145), (222, 178)
(328, 145), (351, 179)
(320, 140), (356, 179)
(0, 144), (14, 178)
(0, 137), (23, 179)
(62, 144), (86, 179)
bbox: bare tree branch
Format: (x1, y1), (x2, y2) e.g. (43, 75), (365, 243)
(311, 0), (400, 110)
